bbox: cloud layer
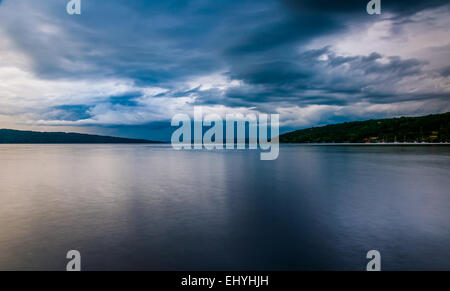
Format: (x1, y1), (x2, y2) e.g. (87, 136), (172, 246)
(0, 0), (449, 138)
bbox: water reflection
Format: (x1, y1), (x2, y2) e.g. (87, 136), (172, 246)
(0, 145), (449, 270)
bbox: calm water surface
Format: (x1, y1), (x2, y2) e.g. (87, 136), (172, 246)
(0, 144), (449, 270)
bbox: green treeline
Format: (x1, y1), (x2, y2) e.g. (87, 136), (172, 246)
(280, 112), (450, 143)
(0, 129), (159, 144)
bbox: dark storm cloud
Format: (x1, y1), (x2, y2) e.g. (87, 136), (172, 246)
(0, 0), (240, 83)
(1, 0), (444, 85)
(108, 93), (141, 107)
(49, 105), (93, 121)
(282, 0), (450, 15)
(211, 47), (429, 110)
(223, 0), (448, 59)
(440, 66), (450, 77)
(210, 0), (449, 113)
(225, 14), (343, 56)
(0, 0), (448, 132)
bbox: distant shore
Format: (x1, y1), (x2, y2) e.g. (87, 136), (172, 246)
(280, 112), (449, 144)
(0, 129), (164, 144)
(280, 142), (450, 145)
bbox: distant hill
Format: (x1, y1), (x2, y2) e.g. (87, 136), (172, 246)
(280, 112), (450, 143)
(0, 129), (162, 144)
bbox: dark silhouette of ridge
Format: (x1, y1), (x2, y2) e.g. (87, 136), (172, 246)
(280, 112), (450, 143)
(0, 129), (164, 144)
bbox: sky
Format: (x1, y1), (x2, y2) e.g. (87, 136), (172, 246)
(0, 0), (449, 141)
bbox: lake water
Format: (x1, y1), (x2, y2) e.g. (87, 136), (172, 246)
(0, 144), (449, 270)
